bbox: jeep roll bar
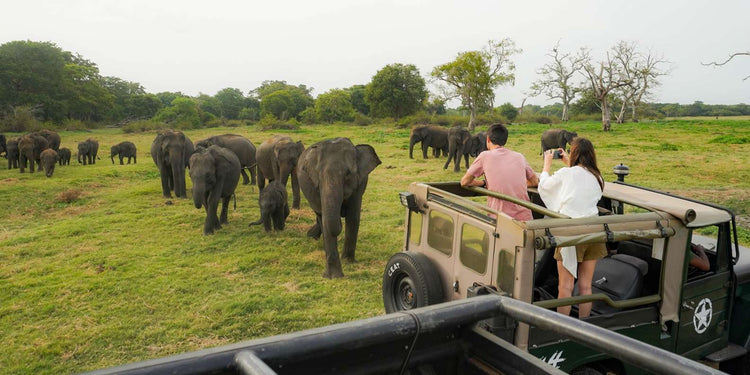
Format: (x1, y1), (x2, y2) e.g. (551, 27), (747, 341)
(83, 295), (721, 375)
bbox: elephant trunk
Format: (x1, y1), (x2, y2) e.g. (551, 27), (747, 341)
(278, 164), (293, 186)
(409, 136), (417, 159)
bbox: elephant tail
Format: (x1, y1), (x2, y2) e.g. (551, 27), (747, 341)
(233, 193), (237, 210)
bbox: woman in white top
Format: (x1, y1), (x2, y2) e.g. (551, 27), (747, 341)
(538, 137), (605, 318)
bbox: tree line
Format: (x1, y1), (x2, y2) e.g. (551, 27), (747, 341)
(0, 40), (746, 133)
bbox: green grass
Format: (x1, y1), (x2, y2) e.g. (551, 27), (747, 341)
(1, 120), (750, 374)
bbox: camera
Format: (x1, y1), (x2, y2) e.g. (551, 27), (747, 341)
(553, 149), (563, 159)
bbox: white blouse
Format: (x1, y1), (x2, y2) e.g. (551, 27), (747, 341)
(538, 166), (602, 218)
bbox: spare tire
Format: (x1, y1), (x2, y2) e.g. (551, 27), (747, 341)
(382, 252), (444, 313)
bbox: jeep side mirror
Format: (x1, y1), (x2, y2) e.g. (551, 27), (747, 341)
(399, 192), (422, 213)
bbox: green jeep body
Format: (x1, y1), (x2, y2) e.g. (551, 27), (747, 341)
(384, 179), (750, 374)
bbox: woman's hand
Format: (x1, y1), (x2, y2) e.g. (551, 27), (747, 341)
(559, 148), (570, 166)
(543, 149), (554, 172)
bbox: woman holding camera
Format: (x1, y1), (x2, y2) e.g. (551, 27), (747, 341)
(538, 137), (605, 318)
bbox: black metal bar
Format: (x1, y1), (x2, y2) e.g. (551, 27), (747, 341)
(234, 351), (277, 375)
(493, 294), (723, 375)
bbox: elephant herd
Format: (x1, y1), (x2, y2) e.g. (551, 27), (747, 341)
(150, 130), (382, 279)
(409, 125), (487, 172)
(409, 124), (579, 171)
(0, 130), (141, 178)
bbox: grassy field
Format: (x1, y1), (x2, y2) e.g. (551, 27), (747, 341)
(1, 119), (749, 374)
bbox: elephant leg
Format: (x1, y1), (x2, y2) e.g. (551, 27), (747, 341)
(307, 214), (322, 239)
(291, 170), (300, 209)
(342, 196), (363, 263)
(159, 164), (173, 198)
(249, 166), (256, 186)
(257, 169), (266, 191)
(463, 153), (469, 169)
(219, 195), (230, 224)
(240, 169), (250, 185)
(19, 154), (26, 173)
(120, 156), (124, 165)
(133, 155), (136, 164)
(273, 208), (286, 230)
(443, 149), (454, 170)
(421, 142), (429, 159)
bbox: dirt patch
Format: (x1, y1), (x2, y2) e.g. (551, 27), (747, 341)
(0, 178), (20, 185)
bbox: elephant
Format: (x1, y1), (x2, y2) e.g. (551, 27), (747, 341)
(40, 149), (59, 177)
(19, 134), (49, 173)
(6, 137), (19, 169)
(58, 147), (71, 166)
(466, 131), (487, 157)
(151, 130), (195, 199)
(34, 129), (61, 151)
(78, 139), (99, 165)
(297, 137), (381, 278)
(196, 134), (256, 185)
(540, 129), (578, 154)
(248, 180), (289, 232)
(256, 135), (304, 209)
(0, 134), (6, 156)
(409, 125), (449, 159)
(110, 141), (137, 165)
(189, 145), (241, 235)
(443, 126), (472, 172)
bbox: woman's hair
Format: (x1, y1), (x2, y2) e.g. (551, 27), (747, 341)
(569, 137), (604, 190)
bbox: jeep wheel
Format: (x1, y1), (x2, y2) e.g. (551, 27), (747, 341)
(382, 252), (443, 313)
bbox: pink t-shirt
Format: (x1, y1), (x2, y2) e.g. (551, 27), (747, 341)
(466, 147), (536, 221)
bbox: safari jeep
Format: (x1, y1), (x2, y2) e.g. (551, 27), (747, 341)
(384, 173), (750, 374)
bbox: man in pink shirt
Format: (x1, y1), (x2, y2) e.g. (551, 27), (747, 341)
(460, 123), (539, 221)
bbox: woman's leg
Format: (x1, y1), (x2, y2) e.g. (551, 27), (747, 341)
(577, 260), (598, 318)
(556, 260), (576, 316)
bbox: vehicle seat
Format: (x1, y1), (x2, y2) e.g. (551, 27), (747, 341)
(575, 254), (648, 315)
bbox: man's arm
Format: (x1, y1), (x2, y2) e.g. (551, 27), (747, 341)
(460, 172), (483, 187)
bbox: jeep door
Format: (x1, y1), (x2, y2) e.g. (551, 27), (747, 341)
(675, 225), (733, 357)
(452, 213), (497, 299)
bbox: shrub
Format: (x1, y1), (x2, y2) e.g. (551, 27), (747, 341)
(257, 114), (298, 130)
(57, 189), (83, 203)
(353, 113), (373, 126)
(0, 105), (42, 132)
(535, 116), (553, 125)
(122, 120), (169, 133)
(709, 135), (750, 144)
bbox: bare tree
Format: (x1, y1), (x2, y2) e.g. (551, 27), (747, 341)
(581, 48), (631, 132)
(702, 52), (750, 81)
(529, 41), (588, 121)
(612, 41), (670, 123)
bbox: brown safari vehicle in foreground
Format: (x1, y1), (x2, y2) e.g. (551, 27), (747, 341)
(384, 168), (750, 374)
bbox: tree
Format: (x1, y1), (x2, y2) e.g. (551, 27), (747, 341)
(580, 46), (631, 131)
(315, 89), (355, 123)
(260, 90), (293, 120)
(365, 63), (427, 121)
(497, 102), (519, 122)
(154, 97), (201, 129)
(346, 84), (369, 115)
(529, 41), (587, 121)
(251, 80), (314, 120)
(611, 41), (670, 123)
(214, 88), (246, 119)
(703, 52), (750, 80)
(425, 95), (447, 115)
(61, 53), (113, 122)
(0, 41), (67, 121)
(431, 38), (521, 131)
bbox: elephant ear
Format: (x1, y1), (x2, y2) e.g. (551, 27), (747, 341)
(299, 146), (320, 187)
(355, 144), (381, 179)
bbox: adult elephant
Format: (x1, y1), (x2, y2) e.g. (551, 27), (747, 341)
(297, 137), (381, 278)
(256, 135), (304, 209)
(196, 134), (256, 185)
(540, 129), (578, 154)
(409, 125), (449, 159)
(78, 139), (99, 165)
(18, 134), (49, 173)
(443, 126), (472, 172)
(151, 130), (195, 198)
(110, 141), (137, 165)
(189, 145), (241, 235)
(466, 131), (487, 157)
(35, 129), (61, 151)
(6, 137), (19, 169)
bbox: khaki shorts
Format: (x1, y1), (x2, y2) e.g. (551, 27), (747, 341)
(553, 243), (607, 262)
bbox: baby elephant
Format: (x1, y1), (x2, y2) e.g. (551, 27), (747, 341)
(189, 145), (241, 235)
(40, 149), (59, 177)
(58, 147), (71, 166)
(111, 141), (137, 165)
(540, 129), (577, 155)
(249, 180), (289, 232)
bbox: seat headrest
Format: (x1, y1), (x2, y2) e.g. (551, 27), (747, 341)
(612, 254), (648, 276)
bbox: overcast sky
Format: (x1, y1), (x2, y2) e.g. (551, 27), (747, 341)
(3, 0), (749, 107)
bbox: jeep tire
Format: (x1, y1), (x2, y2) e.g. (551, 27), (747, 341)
(383, 252), (444, 313)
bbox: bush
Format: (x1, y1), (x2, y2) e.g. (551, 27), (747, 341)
(0, 105), (42, 132)
(535, 116), (553, 125)
(257, 114), (298, 130)
(299, 107), (317, 124)
(353, 113), (373, 126)
(122, 120), (169, 133)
